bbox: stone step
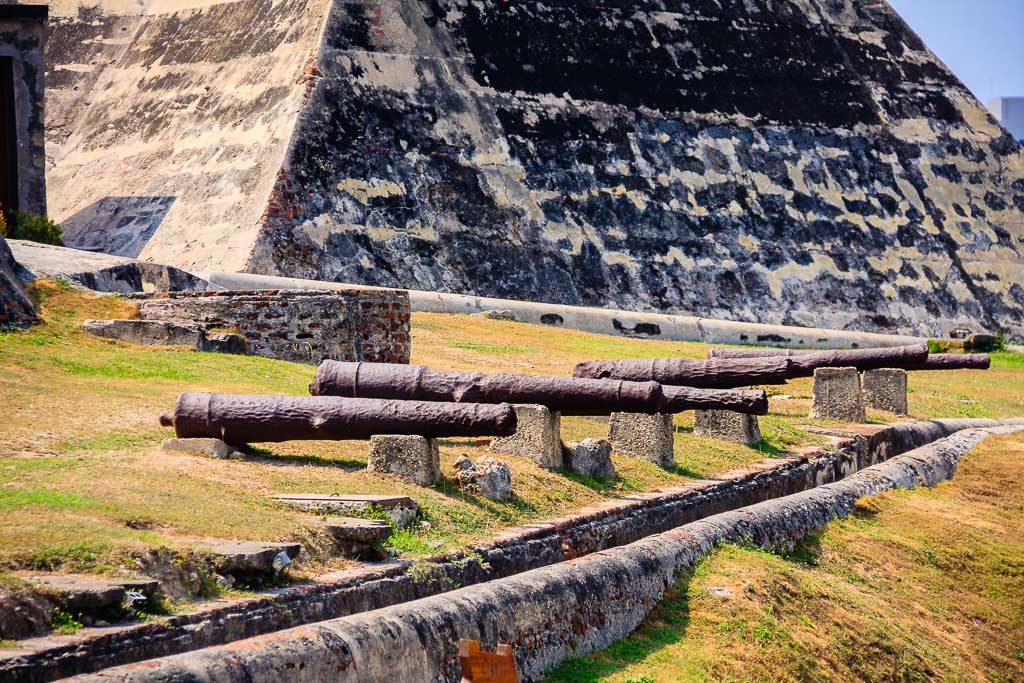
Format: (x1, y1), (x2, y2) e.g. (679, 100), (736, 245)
(317, 517), (393, 545)
(271, 493), (418, 527)
(314, 517), (393, 559)
(203, 542), (302, 580)
(24, 575), (159, 614)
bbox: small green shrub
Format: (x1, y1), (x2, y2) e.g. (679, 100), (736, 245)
(1, 211), (63, 245)
(926, 339), (950, 354)
(50, 610), (83, 634)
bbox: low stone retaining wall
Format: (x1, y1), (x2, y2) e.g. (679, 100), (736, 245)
(199, 271), (926, 350)
(4, 419), (1012, 682)
(125, 289), (410, 364)
(79, 423), (1023, 682)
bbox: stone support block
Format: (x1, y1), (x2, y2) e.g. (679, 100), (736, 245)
(861, 368), (909, 415)
(368, 435), (440, 486)
(564, 438), (616, 479)
(694, 410), (762, 445)
(162, 437), (241, 459)
(489, 404), (563, 469)
(810, 367), (865, 422)
(607, 412), (675, 468)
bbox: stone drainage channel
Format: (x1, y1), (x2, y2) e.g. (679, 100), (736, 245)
(3, 418), (1018, 682)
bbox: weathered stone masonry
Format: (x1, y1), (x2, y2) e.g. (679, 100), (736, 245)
(125, 289), (410, 364)
(42, 0), (1024, 340)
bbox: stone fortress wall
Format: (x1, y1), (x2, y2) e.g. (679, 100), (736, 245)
(38, 0), (1024, 340)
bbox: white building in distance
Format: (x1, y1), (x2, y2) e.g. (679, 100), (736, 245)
(988, 97), (1024, 143)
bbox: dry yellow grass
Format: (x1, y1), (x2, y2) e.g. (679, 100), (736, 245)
(0, 281), (1021, 582)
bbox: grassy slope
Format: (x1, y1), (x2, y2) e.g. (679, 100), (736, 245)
(547, 431), (1024, 683)
(0, 282), (1021, 579)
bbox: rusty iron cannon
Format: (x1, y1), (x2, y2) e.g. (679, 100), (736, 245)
(573, 344), (932, 387)
(707, 345), (989, 370)
(572, 356), (793, 389)
(309, 361), (768, 415)
(159, 393), (518, 445)
(660, 385), (768, 414)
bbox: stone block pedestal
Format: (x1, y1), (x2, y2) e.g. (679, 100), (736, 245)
(368, 435), (440, 486)
(607, 412), (674, 468)
(810, 367), (865, 422)
(564, 438), (616, 479)
(162, 437), (241, 459)
(694, 410), (762, 445)
(489, 404), (563, 469)
(862, 368), (908, 415)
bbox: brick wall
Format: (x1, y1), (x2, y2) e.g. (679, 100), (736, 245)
(125, 289), (410, 364)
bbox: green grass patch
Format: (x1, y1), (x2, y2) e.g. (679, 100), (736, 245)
(50, 611), (83, 635)
(450, 340), (538, 353)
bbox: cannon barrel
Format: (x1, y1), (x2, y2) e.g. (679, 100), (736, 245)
(784, 344), (929, 376)
(160, 393), (518, 445)
(708, 346), (989, 371)
(310, 361), (666, 416)
(572, 356), (793, 389)
(309, 361), (766, 415)
(575, 344), (931, 387)
(916, 353), (990, 370)
(661, 386), (769, 415)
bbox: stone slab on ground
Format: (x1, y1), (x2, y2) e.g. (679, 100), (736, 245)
(607, 412), (675, 468)
(270, 493), (418, 527)
(862, 368), (908, 415)
(811, 367), (865, 422)
(24, 575), (159, 613)
(162, 438), (241, 459)
(564, 438), (616, 479)
(84, 319), (206, 347)
(204, 542), (301, 578)
(368, 435), (440, 486)
(694, 410), (762, 445)
(270, 493), (417, 512)
(84, 319), (246, 354)
(489, 404), (563, 469)
(8, 239), (208, 293)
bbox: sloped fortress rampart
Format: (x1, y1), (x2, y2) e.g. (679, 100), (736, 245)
(43, 0), (1024, 339)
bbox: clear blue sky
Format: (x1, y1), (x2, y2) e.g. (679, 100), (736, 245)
(888, 0), (1024, 103)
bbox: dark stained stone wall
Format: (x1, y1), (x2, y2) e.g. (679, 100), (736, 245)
(248, 0), (1024, 339)
(0, 234), (36, 328)
(0, 5), (47, 218)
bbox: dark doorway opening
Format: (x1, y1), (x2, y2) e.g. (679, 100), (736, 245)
(0, 57), (18, 225)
